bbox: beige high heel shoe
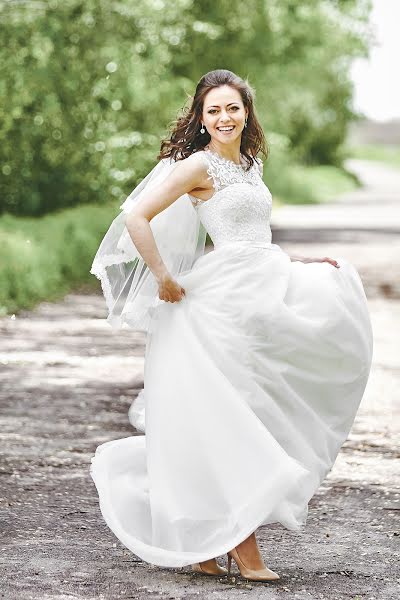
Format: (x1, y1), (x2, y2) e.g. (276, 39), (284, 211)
(227, 547), (280, 582)
(192, 558), (228, 576)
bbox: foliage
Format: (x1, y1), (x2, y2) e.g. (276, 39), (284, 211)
(265, 133), (359, 204)
(0, 0), (371, 216)
(0, 200), (119, 315)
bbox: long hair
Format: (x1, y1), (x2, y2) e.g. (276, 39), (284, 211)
(158, 69), (268, 170)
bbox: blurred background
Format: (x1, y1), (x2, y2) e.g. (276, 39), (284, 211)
(1, 4), (399, 598)
(3, 0), (399, 314)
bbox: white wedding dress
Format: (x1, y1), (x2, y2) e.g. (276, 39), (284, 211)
(90, 149), (373, 568)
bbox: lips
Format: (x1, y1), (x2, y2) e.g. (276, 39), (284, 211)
(217, 126), (235, 132)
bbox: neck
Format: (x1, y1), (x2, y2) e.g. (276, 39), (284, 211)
(207, 139), (242, 165)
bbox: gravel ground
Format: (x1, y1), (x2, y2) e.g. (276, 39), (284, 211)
(0, 160), (399, 600)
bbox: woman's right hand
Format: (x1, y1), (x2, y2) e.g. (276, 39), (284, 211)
(157, 273), (185, 303)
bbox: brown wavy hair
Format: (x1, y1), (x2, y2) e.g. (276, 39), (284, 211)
(158, 69), (268, 170)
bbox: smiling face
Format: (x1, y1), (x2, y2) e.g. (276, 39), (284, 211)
(202, 85), (248, 146)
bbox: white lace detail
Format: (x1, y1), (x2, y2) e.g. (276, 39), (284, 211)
(90, 254), (136, 314)
(189, 149), (273, 249)
(204, 149), (261, 192)
(189, 150), (263, 208)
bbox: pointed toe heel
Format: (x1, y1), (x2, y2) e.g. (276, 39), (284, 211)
(227, 548), (280, 582)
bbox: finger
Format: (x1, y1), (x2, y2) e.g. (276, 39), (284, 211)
(327, 257), (340, 268)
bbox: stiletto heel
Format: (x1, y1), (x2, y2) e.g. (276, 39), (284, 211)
(227, 554), (232, 577)
(227, 547), (280, 582)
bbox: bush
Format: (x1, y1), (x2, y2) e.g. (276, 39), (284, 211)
(0, 202), (119, 315)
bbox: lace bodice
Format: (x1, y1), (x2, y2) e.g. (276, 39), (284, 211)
(189, 149), (273, 249)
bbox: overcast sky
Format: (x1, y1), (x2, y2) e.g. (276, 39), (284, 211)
(350, 0), (400, 122)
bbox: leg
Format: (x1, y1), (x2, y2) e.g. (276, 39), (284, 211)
(234, 532), (266, 570)
(227, 531), (280, 581)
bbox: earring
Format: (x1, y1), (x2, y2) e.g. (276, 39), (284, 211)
(200, 123), (205, 134)
(244, 119), (248, 128)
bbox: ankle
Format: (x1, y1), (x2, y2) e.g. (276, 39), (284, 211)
(233, 535), (266, 570)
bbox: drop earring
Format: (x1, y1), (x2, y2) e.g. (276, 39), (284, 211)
(200, 123), (205, 134)
(244, 119), (248, 128)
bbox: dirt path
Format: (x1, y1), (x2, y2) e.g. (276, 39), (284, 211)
(1, 160), (399, 599)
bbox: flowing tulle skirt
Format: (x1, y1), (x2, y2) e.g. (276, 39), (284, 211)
(90, 242), (373, 567)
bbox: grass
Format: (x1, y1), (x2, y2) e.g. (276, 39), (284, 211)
(0, 201), (119, 316)
(347, 144), (400, 168)
(264, 156), (359, 207)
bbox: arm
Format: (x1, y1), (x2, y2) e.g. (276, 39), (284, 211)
(289, 254), (340, 268)
(289, 253), (308, 262)
(125, 154), (209, 302)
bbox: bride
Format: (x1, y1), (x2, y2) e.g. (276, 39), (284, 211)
(90, 69), (373, 582)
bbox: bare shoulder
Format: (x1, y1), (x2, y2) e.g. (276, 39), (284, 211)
(169, 151), (211, 191)
(173, 151), (209, 178)
(127, 151), (211, 222)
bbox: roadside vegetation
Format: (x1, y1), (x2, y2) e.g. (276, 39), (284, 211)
(0, 0), (371, 314)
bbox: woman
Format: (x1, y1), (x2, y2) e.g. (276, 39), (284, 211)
(90, 69), (373, 582)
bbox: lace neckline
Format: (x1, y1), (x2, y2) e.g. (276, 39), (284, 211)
(204, 147), (247, 169)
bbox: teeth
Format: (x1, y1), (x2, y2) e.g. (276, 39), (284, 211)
(218, 126), (234, 131)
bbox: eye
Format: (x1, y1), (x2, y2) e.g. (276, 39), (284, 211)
(207, 106), (240, 114)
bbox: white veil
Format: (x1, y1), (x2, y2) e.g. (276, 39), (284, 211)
(90, 157), (207, 331)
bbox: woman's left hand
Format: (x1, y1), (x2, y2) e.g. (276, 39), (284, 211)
(291, 255), (340, 269)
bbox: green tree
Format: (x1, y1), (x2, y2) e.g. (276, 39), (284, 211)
(0, 0), (192, 215)
(0, 0), (371, 216)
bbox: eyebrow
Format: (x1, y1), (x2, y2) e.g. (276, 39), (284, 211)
(206, 102), (240, 108)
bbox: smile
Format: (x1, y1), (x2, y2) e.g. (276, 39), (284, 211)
(217, 126), (235, 132)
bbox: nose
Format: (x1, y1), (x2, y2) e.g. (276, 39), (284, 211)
(218, 110), (230, 123)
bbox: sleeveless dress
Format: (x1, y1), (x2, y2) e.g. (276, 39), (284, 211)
(90, 148), (373, 568)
